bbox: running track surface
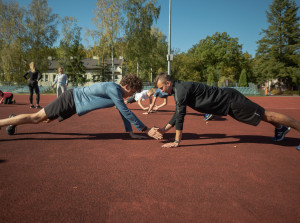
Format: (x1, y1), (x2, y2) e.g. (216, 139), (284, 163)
(1, 94), (299, 223)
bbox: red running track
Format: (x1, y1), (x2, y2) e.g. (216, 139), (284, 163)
(0, 94), (300, 222)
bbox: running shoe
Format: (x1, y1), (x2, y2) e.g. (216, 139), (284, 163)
(30, 105), (35, 108)
(36, 105), (42, 109)
(272, 125), (291, 141)
(204, 113), (213, 121)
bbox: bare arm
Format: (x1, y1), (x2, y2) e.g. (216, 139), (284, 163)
(147, 97), (157, 113)
(154, 98), (168, 110)
(137, 98), (149, 110)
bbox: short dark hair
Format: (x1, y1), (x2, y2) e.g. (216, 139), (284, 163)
(154, 72), (172, 85)
(120, 74), (143, 92)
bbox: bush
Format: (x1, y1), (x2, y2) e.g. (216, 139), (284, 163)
(270, 89), (280, 95)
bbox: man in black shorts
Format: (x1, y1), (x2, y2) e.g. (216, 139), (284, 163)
(153, 73), (300, 148)
(0, 75), (162, 140)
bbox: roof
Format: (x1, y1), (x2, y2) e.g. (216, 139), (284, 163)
(48, 58), (124, 70)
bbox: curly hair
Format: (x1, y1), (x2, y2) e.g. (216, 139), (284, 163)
(120, 74), (143, 93)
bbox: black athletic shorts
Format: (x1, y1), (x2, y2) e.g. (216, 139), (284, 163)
(44, 89), (76, 122)
(228, 89), (265, 126)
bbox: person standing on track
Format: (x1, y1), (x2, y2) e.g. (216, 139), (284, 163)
(51, 67), (68, 97)
(0, 75), (162, 140)
(23, 62), (42, 109)
(153, 73), (300, 149)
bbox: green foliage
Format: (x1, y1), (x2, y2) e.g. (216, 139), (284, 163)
(255, 0), (300, 89)
(56, 16), (87, 85)
(24, 0), (59, 72)
(124, 0), (161, 79)
(239, 69), (248, 87)
(0, 0), (27, 83)
(207, 72), (214, 86)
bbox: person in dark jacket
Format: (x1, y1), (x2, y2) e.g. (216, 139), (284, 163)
(153, 73), (300, 149)
(23, 62), (42, 109)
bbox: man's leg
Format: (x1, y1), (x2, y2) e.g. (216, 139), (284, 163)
(262, 110), (300, 141)
(262, 110), (300, 131)
(57, 85), (62, 97)
(0, 109), (48, 128)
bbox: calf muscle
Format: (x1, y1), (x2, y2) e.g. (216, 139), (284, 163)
(0, 109), (48, 127)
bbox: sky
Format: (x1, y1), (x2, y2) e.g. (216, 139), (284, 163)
(14, 0), (299, 57)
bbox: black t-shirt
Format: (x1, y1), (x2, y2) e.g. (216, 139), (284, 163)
(169, 81), (233, 130)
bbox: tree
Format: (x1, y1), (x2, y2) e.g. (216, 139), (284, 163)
(207, 72), (214, 86)
(143, 27), (168, 81)
(255, 0), (300, 90)
(24, 0), (58, 72)
(0, 0), (27, 83)
(188, 32), (245, 82)
(57, 16), (86, 85)
(90, 0), (124, 82)
(124, 0), (160, 78)
(239, 69), (248, 87)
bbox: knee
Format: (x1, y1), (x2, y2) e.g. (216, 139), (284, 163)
(262, 111), (276, 122)
(31, 110), (47, 124)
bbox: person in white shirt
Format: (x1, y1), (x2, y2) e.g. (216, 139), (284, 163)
(52, 67), (68, 97)
(125, 88), (157, 111)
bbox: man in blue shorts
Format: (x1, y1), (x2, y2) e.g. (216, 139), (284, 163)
(0, 75), (162, 140)
(153, 73), (300, 148)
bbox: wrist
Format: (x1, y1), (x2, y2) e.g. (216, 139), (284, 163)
(141, 126), (148, 132)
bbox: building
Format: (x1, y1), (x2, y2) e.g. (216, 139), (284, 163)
(40, 56), (124, 87)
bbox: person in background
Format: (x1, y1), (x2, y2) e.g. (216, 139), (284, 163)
(125, 88), (157, 111)
(23, 62), (42, 109)
(51, 67), (68, 97)
(0, 90), (15, 104)
(145, 88), (168, 114)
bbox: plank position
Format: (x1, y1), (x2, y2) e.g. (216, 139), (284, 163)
(0, 75), (162, 140)
(153, 73), (300, 149)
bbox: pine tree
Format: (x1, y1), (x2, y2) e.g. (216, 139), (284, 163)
(239, 69), (248, 87)
(255, 0), (300, 90)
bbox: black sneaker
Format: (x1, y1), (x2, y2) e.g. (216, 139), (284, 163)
(6, 125), (16, 135)
(272, 125), (291, 141)
(36, 105), (42, 109)
(30, 105), (35, 109)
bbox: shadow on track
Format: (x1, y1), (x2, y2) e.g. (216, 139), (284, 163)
(1, 132), (298, 147)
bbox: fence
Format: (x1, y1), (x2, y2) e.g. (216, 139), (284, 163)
(0, 82), (262, 96)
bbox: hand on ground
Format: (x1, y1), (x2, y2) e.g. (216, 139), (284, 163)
(147, 127), (163, 140)
(162, 142), (179, 148)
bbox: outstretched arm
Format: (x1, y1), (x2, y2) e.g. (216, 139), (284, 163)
(137, 98), (149, 110)
(147, 97), (157, 113)
(154, 98), (168, 110)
